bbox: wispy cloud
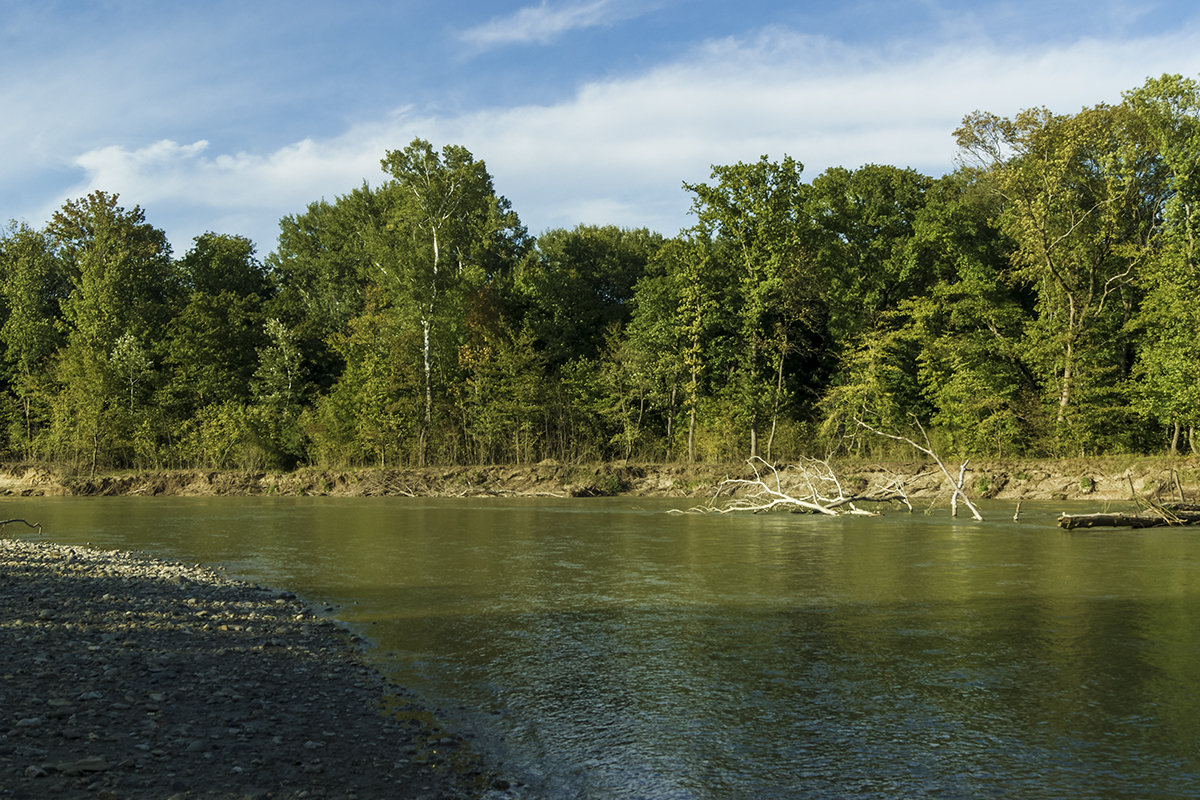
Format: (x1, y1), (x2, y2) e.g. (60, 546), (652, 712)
(50, 25), (1200, 252)
(459, 0), (648, 48)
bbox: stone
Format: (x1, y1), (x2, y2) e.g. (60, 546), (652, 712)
(57, 755), (109, 775)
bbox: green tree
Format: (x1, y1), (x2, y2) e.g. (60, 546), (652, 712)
(1125, 75), (1200, 452)
(266, 189), (378, 393)
(458, 322), (546, 464)
(0, 223), (67, 456)
(376, 139), (529, 463)
(808, 165), (933, 344)
(956, 104), (1163, 453)
(516, 225), (663, 366)
(684, 155), (814, 459)
(43, 191), (177, 469)
(163, 233), (269, 418)
(622, 242), (692, 460)
(48, 191), (177, 350)
(251, 317), (308, 466)
(305, 290), (422, 466)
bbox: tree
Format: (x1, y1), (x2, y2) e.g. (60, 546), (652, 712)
(1124, 75), (1200, 452)
(266, 190), (377, 394)
(308, 296), (423, 466)
(808, 165), (933, 344)
(0, 223), (67, 456)
(458, 322), (546, 464)
(376, 139), (529, 463)
(956, 104), (1163, 453)
(516, 225), (663, 367)
(251, 317), (307, 467)
(43, 191), (177, 469)
(47, 191), (177, 350)
(163, 234), (269, 418)
(684, 155), (814, 459)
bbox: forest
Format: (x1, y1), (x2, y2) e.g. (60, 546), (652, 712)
(2, 74), (1200, 473)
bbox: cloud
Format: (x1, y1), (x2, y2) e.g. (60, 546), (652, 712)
(55, 24), (1200, 252)
(458, 0), (648, 48)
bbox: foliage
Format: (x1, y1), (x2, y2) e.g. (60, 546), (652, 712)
(2, 81), (1200, 468)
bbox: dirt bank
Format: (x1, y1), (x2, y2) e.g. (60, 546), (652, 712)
(0, 538), (515, 799)
(1, 457), (1197, 503)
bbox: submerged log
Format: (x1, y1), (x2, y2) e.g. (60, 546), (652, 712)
(1058, 507), (1200, 530)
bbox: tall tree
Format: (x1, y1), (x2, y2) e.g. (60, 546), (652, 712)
(43, 191), (177, 469)
(1125, 75), (1200, 452)
(376, 138), (528, 463)
(163, 233), (270, 417)
(807, 164), (933, 344)
(48, 191), (177, 350)
(684, 155), (812, 459)
(956, 104), (1163, 452)
(266, 190), (377, 393)
(0, 223), (68, 455)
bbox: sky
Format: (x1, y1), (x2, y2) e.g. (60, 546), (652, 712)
(5, 0), (1200, 256)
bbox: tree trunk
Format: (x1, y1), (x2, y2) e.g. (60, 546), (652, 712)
(1057, 334), (1074, 426)
(421, 316), (432, 465)
(687, 366), (698, 463)
(1056, 294), (1079, 428)
(665, 384), (676, 461)
(765, 340), (786, 462)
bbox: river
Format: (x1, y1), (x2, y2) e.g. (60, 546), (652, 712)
(9, 495), (1200, 798)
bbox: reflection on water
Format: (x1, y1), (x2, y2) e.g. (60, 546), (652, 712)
(13, 496), (1200, 798)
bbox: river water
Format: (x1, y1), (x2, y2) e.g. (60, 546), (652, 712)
(10, 495), (1200, 798)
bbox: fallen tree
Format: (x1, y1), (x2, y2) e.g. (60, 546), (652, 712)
(679, 456), (911, 516)
(1058, 504), (1200, 530)
(855, 418), (983, 520)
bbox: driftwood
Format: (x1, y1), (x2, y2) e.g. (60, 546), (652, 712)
(0, 518), (42, 533)
(855, 417), (983, 520)
(679, 456), (911, 516)
(1058, 505), (1200, 530)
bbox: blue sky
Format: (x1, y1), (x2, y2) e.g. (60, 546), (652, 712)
(5, 0), (1200, 255)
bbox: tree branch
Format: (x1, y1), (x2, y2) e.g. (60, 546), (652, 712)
(855, 417), (984, 520)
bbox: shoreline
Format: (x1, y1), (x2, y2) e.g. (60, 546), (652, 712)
(2, 457), (1198, 502)
(0, 538), (512, 799)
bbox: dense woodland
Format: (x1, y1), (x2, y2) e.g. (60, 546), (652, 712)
(3, 74), (1200, 472)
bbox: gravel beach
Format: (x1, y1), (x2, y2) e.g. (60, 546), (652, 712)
(0, 537), (509, 799)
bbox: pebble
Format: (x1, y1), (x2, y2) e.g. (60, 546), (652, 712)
(1, 538), (513, 799)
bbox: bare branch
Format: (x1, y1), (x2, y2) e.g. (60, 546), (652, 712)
(855, 417), (984, 520)
(684, 456), (908, 517)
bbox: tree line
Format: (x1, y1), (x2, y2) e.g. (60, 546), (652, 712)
(3, 74), (1200, 472)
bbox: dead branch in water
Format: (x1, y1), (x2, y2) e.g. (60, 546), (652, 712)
(679, 456), (911, 516)
(855, 417), (983, 521)
(0, 518), (42, 534)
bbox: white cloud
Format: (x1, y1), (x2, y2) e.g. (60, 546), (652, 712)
(56, 25), (1200, 251)
(459, 0), (648, 48)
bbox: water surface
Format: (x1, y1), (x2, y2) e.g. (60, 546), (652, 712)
(10, 496), (1200, 798)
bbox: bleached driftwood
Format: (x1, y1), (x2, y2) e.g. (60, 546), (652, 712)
(682, 456), (911, 516)
(855, 418), (984, 521)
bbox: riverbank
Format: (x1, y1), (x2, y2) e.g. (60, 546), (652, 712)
(1, 456), (1198, 502)
(0, 538), (513, 799)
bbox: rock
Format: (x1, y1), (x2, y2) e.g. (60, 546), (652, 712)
(56, 755), (109, 775)
(0, 538), (505, 799)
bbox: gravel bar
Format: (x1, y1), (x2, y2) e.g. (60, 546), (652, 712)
(0, 537), (514, 799)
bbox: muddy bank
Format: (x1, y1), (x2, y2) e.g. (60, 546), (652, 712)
(1, 457), (1197, 503)
(0, 538), (514, 799)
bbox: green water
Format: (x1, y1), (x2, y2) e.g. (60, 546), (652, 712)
(9, 496), (1200, 798)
